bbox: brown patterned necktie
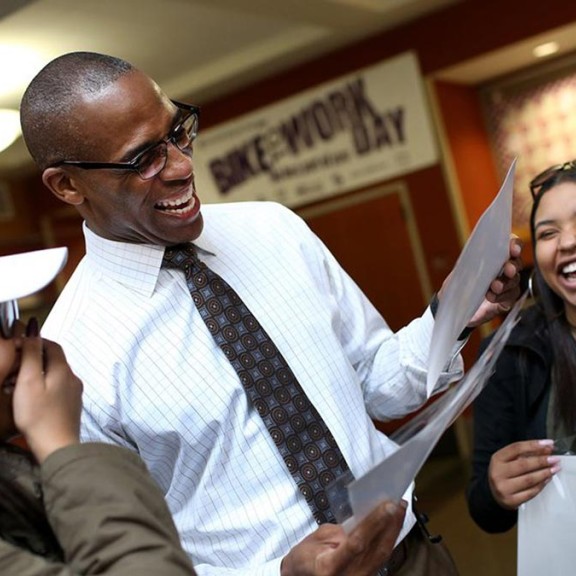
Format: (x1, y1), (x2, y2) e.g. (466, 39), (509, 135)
(162, 243), (351, 524)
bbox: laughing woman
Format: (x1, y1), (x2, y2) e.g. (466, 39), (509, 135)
(0, 248), (195, 575)
(467, 160), (576, 533)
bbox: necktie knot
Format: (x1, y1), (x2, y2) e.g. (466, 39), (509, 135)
(163, 244), (202, 278)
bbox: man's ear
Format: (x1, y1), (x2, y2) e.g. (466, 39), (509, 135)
(42, 167), (85, 206)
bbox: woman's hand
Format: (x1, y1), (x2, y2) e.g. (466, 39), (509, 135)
(12, 329), (83, 463)
(488, 439), (560, 510)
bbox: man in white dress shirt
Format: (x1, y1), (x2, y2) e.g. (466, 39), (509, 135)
(20, 52), (522, 576)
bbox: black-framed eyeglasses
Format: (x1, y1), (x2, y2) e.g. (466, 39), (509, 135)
(49, 101), (200, 180)
(530, 160), (576, 199)
(0, 300), (18, 340)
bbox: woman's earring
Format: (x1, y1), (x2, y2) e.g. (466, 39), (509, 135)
(527, 270), (535, 300)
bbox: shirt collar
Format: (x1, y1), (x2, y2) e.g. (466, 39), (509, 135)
(83, 222), (216, 297)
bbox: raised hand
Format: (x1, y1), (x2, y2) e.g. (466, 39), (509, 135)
(467, 234), (523, 326)
(488, 439), (560, 510)
(12, 327), (83, 463)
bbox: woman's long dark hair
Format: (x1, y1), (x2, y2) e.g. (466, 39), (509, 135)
(530, 170), (576, 431)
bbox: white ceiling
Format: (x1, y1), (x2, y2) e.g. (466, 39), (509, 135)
(0, 0), (462, 171)
(2, 0), (576, 173)
(0, 0), (461, 109)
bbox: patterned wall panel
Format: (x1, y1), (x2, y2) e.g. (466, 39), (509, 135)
(482, 60), (576, 232)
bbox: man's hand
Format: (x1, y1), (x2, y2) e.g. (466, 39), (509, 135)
(469, 234), (523, 326)
(488, 439), (560, 510)
(281, 499), (407, 576)
(438, 234), (523, 328)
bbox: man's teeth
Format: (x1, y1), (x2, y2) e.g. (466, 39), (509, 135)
(562, 262), (576, 275)
(156, 191), (193, 211)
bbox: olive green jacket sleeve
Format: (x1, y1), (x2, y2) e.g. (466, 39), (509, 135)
(0, 443), (196, 575)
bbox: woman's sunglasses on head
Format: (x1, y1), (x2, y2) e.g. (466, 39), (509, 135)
(530, 160), (576, 199)
(0, 301), (18, 339)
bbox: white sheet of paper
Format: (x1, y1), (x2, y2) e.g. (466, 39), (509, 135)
(0, 246), (68, 302)
(426, 158), (516, 396)
(343, 294), (525, 531)
(339, 159), (520, 531)
(518, 457), (576, 576)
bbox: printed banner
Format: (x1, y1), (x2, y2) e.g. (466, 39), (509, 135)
(194, 51), (438, 207)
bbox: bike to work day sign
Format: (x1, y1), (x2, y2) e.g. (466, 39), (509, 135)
(194, 51), (439, 208)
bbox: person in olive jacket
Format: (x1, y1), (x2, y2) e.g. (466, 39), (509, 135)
(467, 161), (576, 533)
(0, 247), (197, 575)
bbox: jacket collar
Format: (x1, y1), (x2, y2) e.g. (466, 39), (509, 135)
(506, 304), (551, 359)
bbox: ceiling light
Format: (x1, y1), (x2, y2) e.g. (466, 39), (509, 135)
(0, 109), (21, 153)
(533, 41), (559, 59)
(0, 45), (44, 99)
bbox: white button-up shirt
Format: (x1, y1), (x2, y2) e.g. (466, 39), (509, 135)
(42, 201), (463, 576)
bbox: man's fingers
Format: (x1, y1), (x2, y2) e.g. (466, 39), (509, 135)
(502, 258), (523, 280)
(509, 234), (523, 257)
(322, 500), (406, 574)
(349, 500), (406, 554)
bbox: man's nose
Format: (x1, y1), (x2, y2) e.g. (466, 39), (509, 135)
(160, 141), (193, 180)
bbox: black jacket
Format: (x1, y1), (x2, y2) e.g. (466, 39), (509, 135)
(467, 305), (552, 533)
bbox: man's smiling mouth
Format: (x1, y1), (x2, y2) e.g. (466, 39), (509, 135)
(155, 189), (194, 215)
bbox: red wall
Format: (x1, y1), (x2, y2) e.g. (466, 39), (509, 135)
(433, 81), (501, 229)
(6, 0), (563, 375)
(199, 1), (576, 128)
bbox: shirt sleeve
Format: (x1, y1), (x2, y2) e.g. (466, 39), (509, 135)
(308, 226), (464, 422)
